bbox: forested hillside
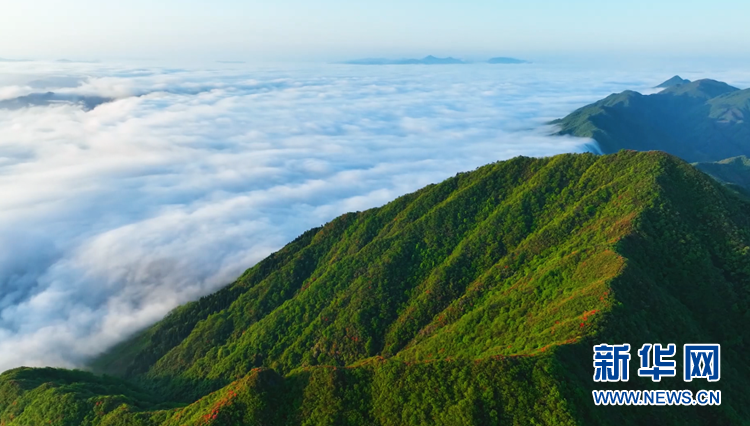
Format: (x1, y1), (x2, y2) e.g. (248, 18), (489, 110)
(1, 151), (749, 425)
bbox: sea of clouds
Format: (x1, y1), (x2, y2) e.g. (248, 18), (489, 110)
(0, 60), (747, 372)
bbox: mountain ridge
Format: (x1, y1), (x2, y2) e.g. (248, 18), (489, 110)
(487, 57), (529, 64)
(552, 78), (750, 163)
(2, 151), (748, 425)
(343, 56), (465, 65)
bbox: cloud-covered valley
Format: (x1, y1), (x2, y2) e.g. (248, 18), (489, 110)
(1, 60), (742, 372)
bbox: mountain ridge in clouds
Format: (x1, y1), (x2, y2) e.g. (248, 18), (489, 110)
(0, 91), (113, 110)
(3, 150), (750, 425)
(552, 77), (750, 163)
(343, 55), (466, 65)
(487, 57), (529, 64)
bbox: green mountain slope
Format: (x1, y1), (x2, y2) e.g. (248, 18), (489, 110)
(694, 155), (750, 192)
(2, 151), (750, 425)
(552, 79), (750, 163)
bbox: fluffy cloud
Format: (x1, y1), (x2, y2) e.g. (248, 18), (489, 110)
(2, 61), (743, 372)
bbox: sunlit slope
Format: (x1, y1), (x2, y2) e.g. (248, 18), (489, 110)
(92, 153), (652, 395)
(2, 151), (749, 425)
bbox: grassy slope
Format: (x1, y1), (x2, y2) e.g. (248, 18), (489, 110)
(2, 151), (749, 425)
(552, 79), (750, 163)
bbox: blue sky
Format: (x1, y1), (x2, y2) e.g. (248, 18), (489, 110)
(1, 0), (749, 61)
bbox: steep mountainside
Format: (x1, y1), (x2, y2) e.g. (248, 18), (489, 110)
(552, 79), (750, 163)
(2, 151), (749, 425)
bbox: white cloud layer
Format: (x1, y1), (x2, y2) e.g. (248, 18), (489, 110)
(1, 61), (747, 372)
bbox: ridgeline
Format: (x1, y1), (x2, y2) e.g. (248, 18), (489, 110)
(1, 151), (749, 425)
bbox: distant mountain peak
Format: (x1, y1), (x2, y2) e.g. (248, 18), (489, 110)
(343, 56), (465, 65)
(419, 55), (464, 64)
(655, 75), (691, 88)
(719, 155), (750, 166)
(658, 78), (740, 99)
(487, 57), (529, 64)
